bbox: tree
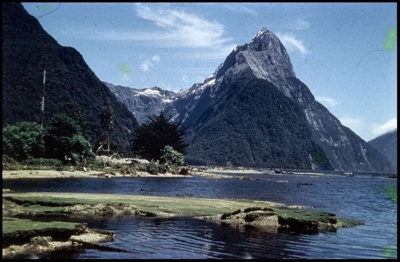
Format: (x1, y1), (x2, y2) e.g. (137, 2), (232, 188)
(2, 122), (45, 161)
(160, 145), (185, 165)
(97, 98), (115, 157)
(44, 114), (92, 163)
(62, 102), (95, 139)
(131, 111), (188, 161)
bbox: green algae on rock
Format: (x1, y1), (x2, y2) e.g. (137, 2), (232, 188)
(2, 217), (115, 259)
(3, 192), (364, 233)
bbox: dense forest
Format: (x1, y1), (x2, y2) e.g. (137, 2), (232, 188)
(185, 79), (332, 169)
(2, 3), (137, 155)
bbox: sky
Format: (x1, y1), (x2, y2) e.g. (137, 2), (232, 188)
(21, 2), (397, 141)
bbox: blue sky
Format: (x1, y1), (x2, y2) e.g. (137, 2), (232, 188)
(22, 2), (397, 141)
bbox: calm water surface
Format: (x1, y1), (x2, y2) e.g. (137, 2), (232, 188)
(3, 172), (397, 259)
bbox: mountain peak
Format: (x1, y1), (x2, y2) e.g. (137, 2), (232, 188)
(215, 27), (295, 82)
(249, 27), (286, 53)
(252, 27), (271, 41)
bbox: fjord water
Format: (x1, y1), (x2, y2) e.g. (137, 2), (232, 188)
(4, 172), (397, 259)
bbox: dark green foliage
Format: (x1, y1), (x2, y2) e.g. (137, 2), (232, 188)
(185, 79), (332, 169)
(44, 114), (92, 163)
(22, 157), (63, 168)
(160, 145), (185, 165)
(101, 99), (115, 135)
(131, 111), (188, 161)
(96, 99), (116, 156)
(2, 3), (138, 155)
(311, 150), (331, 168)
(146, 161), (160, 175)
(2, 122), (45, 161)
(62, 102), (96, 139)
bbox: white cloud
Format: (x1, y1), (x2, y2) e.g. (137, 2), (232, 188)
(134, 3), (233, 49)
(338, 116), (371, 140)
(152, 55), (160, 64)
(181, 75), (188, 83)
(315, 96), (340, 107)
(140, 54), (161, 72)
(290, 19), (310, 31)
(338, 117), (397, 141)
(371, 118), (397, 137)
(119, 73), (133, 85)
(141, 61), (151, 72)
(276, 33), (307, 55)
(222, 4), (258, 16)
(339, 117), (364, 131)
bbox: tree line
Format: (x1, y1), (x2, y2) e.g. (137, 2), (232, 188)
(3, 100), (188, 167)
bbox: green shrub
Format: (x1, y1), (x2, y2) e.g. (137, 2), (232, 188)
(158, 163), (168, 174)
(44, 114), (93, 163)
(137, 163), (148, 172)
(146, 161), (159, 175)
(2, 122), (45, 161)
(160, 145), (185, 165)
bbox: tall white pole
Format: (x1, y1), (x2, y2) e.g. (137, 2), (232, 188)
(40, 56), (47, 128)
(40, 56), (47, 168)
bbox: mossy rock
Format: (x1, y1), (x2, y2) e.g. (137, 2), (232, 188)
(2, 217), (85, 247)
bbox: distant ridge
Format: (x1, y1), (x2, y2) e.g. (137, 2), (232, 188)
(105, 82), (176, 124)
(369, 129), (397, 172)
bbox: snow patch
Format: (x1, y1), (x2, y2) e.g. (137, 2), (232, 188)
(142, 89), (161, 96)
(204, 78), (215, 87)
(360, 143), (373, 170)
(163, 98), (173, 103)
(304, 108), (319, 131)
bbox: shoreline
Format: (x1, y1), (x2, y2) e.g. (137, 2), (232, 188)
(3, 165), (396, 180)
(2, 169), (190, 179)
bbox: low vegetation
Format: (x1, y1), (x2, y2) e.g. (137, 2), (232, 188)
(2, 110), (188, 175)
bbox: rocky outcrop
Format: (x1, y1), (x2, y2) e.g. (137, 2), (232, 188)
(3, 192), (364, 234)
(198, 206), (362, 234)
(2, 217), (115, 259)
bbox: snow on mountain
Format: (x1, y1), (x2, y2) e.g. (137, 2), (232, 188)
(108, 27), (391, 171)
(164, 27), (391, 171)
(105, 82), (176, 124)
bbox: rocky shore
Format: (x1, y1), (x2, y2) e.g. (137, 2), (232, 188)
(2, 169), (189, 179)
(2, 164), (369, 258)
(2, 191), (365, 258)
(2, 217), (115, 259)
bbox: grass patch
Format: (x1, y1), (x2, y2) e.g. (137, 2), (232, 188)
(4, 193), (281, 217)
(3, 192), (364, 232)
(3, 217), (80, 235)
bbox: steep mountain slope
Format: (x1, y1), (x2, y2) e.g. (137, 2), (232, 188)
(185, 78), (331, 169)
(105, 82), (176, 124)
(165, 28), (391, 172)
(2, 3), (138, 154)
(369, 130), (397, 172)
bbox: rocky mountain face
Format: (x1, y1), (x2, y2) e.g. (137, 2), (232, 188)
(160, 28), (391, 172)
(2, 3), (138, 154)
(105, 26), (391, 172)
(105, 82), (176, 124)
(368, 130), (397, 172)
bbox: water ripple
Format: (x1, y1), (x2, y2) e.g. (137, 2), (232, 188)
(4, 174), (397, 259)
